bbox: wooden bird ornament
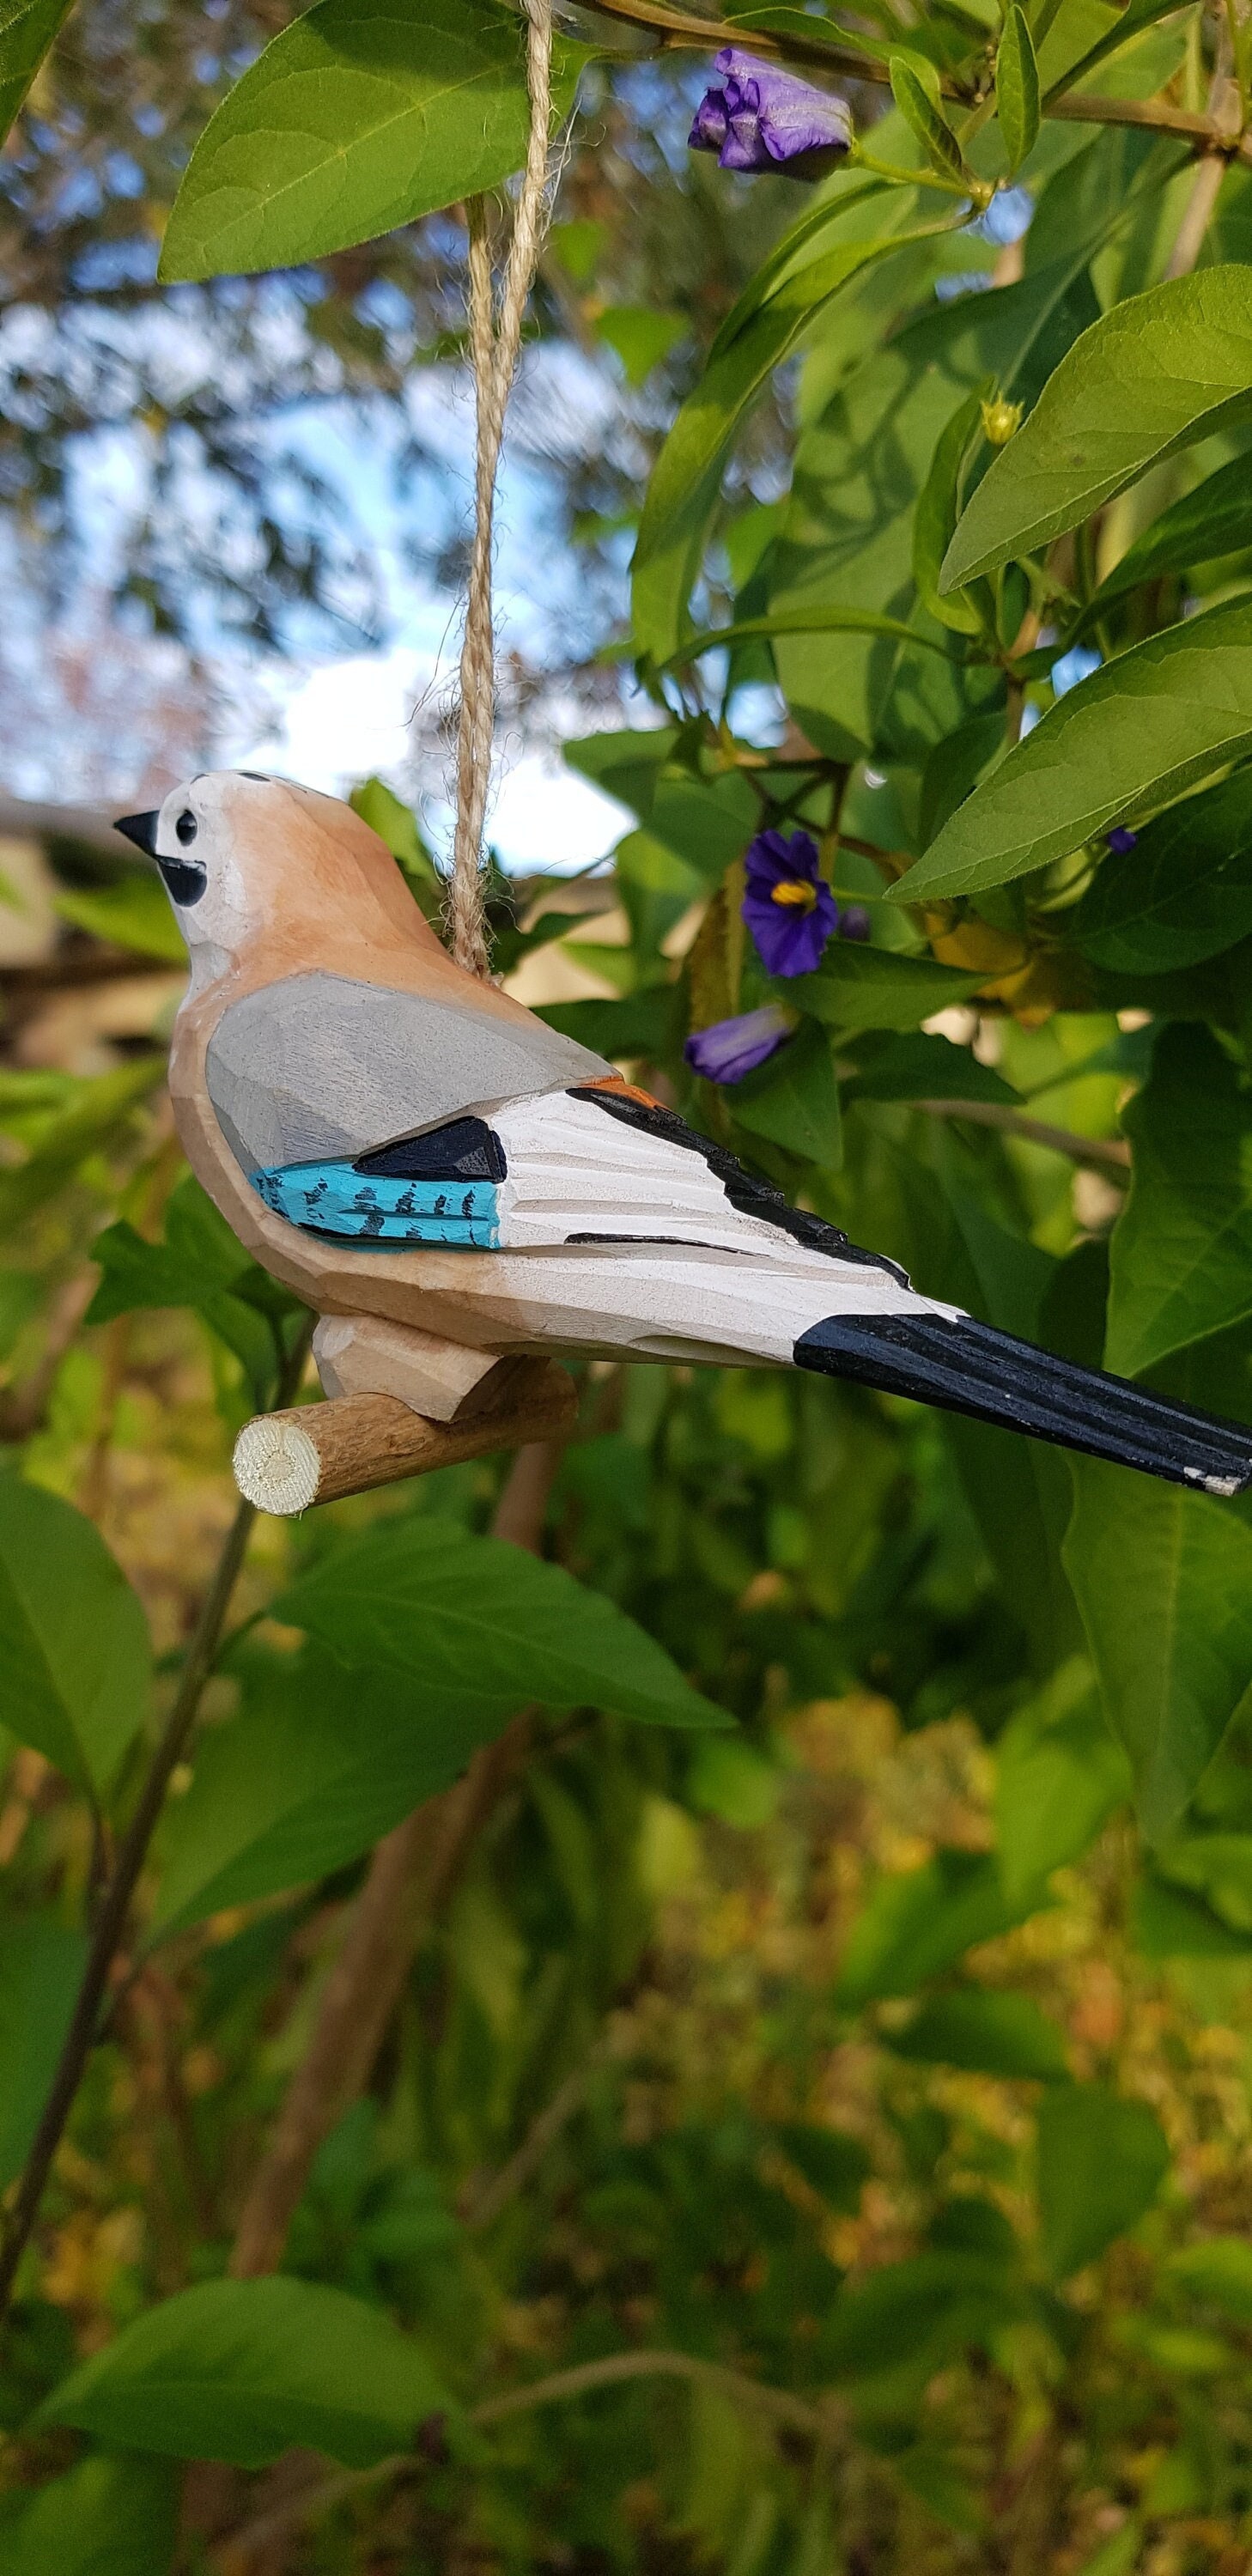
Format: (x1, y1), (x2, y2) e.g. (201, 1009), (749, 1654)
(116, 770), (1252, 1505)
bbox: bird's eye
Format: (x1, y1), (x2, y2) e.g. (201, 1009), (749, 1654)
(175, 810), (198, 847)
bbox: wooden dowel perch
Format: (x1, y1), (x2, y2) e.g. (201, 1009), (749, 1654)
(233, 1357), (576, 1515)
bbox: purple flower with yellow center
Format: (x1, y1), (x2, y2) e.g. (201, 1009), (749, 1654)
(684, 1001), (796, 1084)
(742, 827), (838, 976)
(689, 49), (854, 177)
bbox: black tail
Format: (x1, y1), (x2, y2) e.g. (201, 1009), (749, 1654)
(794, 1312), (1252, 1497)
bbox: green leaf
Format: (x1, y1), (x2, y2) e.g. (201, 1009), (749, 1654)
(842, 1030), (1020, 1106)
(885, 1986), (1069, 2078)
(274, 1519), (729, 1734)
(1133, 1868), (1252, 1956)
(153, 1645), (522, 1933)
(787, 945), (986, 1031)
(1036, 2084), (1169, 2277)
(1080, 452), (1252, 631)
(730, 1020), (842, 1164)
(659, 605), (957, 673)
(942, 268), (1252, 590)
(0, 2454), (177, 2576)
(1073, 771), (1252, 974)
(836, 1849), (1042, 2008)
(0, 1057), (165, 1234)
(596, 306), (686, 388)
(0, 1918), (86, 2188)
(54, 877), (186, 965)
(898, 596), (1252, 901)
(38, 2276), (448, 2469)
(996, 8), (1040, 174)
(1064, 1460), (1252, 1840)
(1040, 0), (1199, 107)
(1153, 1832), (1252, 1929)
(536, 989), (677, 1060)
(889, 54), (965, 185)
(1167, 2236), (1252, 2322)
(631, 179), (957, 665)
(0, 1478), (150, 1794)
(995, 1661), (1131, 1900)
(160, 0), (590, 283)
(0, 0), (76, 144)
(1106, 1024), (1252, 1378)
(774, 2123), (869, 2210)
(88, 1173), (295, 1406)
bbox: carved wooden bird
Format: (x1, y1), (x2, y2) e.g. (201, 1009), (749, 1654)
(115, 770), (1252, 1496)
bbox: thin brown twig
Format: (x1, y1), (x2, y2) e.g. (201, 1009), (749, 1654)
(214, 2354), (834, 2570)
(0, 1321), (312, 2325)
(568, 0), (1251, 155)
(916, 1097), (1131, 1171)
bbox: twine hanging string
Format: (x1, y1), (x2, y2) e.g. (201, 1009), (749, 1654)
(449, 0), (555, 978)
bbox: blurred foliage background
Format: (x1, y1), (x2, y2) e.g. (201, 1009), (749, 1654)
(2, 0), (1252, 2569)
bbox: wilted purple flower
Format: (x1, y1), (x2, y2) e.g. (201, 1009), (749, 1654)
(689, 49), (853, 176)
(685, 1002), (796, 1084)
(839, 904), (872, 942)
(1106, 826), (1138, 855)
(743, 827), (838, 977)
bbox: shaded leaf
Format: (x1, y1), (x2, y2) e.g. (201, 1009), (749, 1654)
(900, 596), (1252, 900)
(889, 55), (965, 184)
(0, 2454), (177, 2576)
(38, 2276), (449, 2469)
(1073, 769), (1252, 973)
(997, 7), (1040, 175)
(995, 1661), (1131, 1899)
(161, 0), (590, 281)
(0, 1477), (150, 1794)
(820, 2250), (1018, 2380)
(55, 876), (185, 965)
(0, 1919), (86, 2189)
(154, 1646), (522, 1934)
(943, 267), (1252, 588)
(0, 1057), (165, 1233)
(730, 1020), (842, 1163)
(1168, 2236), (1252, 2321)
(842, 1030), (1019, 1106)
(885, 1986), (1069, 2078)
(1107, 1024), (1252, 1378)
(1036, 2084), (1169, 2277)
(1080, 451), (1252, 630)
(1064, 1459), (1252, 1840)
(88, 1173), (295, 1406)
(274, 1519), (730, 1733)
(788, 945), (985, 1031)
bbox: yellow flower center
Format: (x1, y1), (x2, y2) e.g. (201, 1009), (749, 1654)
(770, 878), (817, 911)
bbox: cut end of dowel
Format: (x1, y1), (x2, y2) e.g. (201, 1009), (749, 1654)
(233, 1413), (323, 1515)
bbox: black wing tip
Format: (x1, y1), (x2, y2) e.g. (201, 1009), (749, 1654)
(795, 1311), (1252, 1497)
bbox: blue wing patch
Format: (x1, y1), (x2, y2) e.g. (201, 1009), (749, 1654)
(251, 1162), (500, 1249)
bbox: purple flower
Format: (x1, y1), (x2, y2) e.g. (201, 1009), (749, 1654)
(742, 827), (839, 977)
(684, 1002), (796, 1084)
(689, 49), (853, 176)
(1106, 826), (1139, 855)
(839, 904), (872, 942)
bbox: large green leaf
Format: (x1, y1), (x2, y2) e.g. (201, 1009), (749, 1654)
(274, 1520), (729, 1734)
(0, 2455), (177, 2576)
(0, 1478), (150, 1794)
(0, 0), (76, 144)
(1106, 1024), (1252, 1377)
(900, 597), (1252, 900)
(730, 1021), (842, 1164)
(942, 268), (1252, 588)
(1065, 1460), (1252, 1839)
(1073, 770), (1252, 974)
(88, 1173), (297, 1408)
(842, 1030), (1019, 1107)
(0, 1918), (86, 2187)
(1079, 451), (1252, 633)
(38, 2276), (448, 2469)
(819, 2251), (1019, 2381)
(787, 946), (985, 1031)
(631, 179), (957, 665)
(152, 1646), (519, 1935)
(160, 0), (590, 283)
(1036, 2084), (1169, 2277)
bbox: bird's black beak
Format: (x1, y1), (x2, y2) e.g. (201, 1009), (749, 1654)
(114, 810), (160, 856)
